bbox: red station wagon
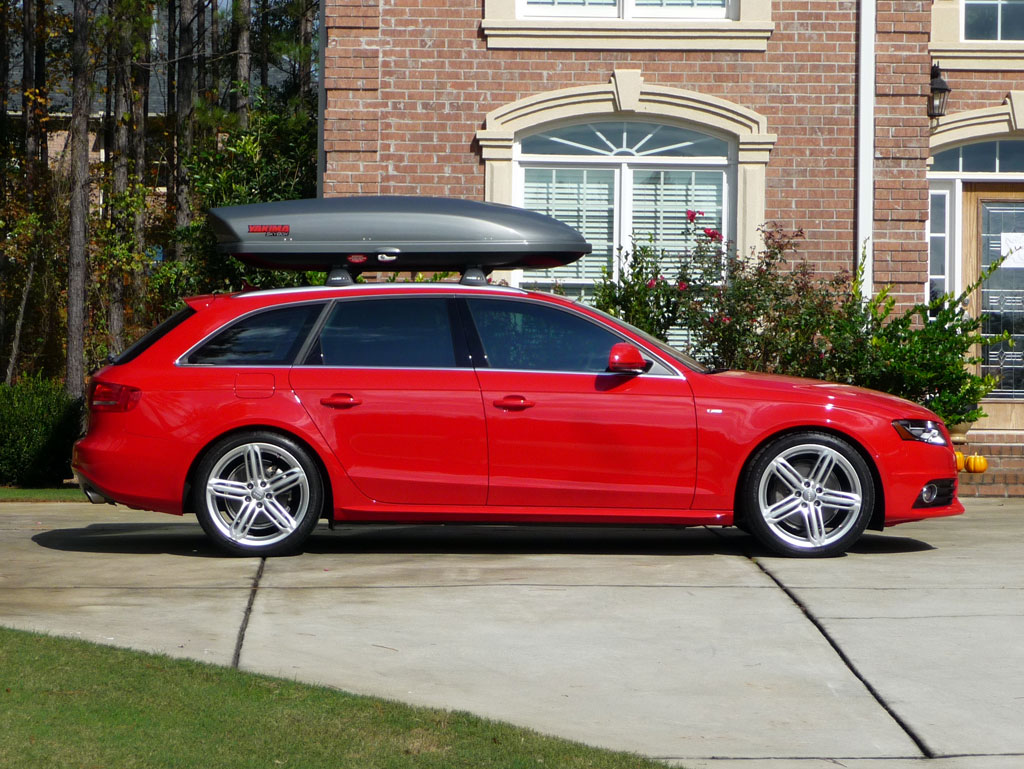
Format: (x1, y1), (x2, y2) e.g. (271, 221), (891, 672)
(72, 198), (964, 557)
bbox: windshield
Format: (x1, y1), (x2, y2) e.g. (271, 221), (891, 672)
(582, 305), (708, 374)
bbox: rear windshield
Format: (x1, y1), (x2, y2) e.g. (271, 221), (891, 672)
(112, 306), (197, 365)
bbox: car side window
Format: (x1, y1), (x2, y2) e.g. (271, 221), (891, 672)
(306, 297), (457, 368)
(466, 298), (622, 373)
(186, 303), (323, 366)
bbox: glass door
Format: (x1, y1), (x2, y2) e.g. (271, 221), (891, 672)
(963, 184), (1024, 430)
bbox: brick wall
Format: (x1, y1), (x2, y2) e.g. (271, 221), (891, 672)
(322, 0), (934, 297)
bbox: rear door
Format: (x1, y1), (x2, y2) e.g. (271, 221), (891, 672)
(464, 297), (698, 510)
(290, 296), (488, 506)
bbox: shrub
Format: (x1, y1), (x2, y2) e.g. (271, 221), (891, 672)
(0, 377), (84, 487)
(593, 238), (684, 342)
(589, 219), (1006, 426)
(820, 264), (1006, 426)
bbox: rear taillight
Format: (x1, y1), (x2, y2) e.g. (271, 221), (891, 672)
(89, 380), (141, 412)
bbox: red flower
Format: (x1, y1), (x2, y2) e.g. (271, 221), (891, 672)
(703, 228), (723, 242)
(646, 278), (657, 288)
(678, 281), (688, 291)
(686, 209), (697, 223)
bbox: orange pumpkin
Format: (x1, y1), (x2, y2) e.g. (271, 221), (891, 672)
(964, 453), (988, 474)
(954, 451), (965, 472)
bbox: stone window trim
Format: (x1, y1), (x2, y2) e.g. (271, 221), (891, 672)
(929, 91), (1024, 158)
(932, 0), (1024, 70)
(481, 0), (772, 51)
(476, 70), (776, 259)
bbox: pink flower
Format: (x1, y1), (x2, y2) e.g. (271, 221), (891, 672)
(646, 278), (657, 288)
(686, 209), (697, 223)
(678, 281), (688, 291)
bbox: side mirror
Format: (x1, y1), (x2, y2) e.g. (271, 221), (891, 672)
(607, 342), (648, 374)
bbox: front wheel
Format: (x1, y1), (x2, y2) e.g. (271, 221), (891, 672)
(740, 432), (875, 557)
(194, 431), (324, 556)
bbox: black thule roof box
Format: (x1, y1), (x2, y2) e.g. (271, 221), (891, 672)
(208, 196), (592, 285)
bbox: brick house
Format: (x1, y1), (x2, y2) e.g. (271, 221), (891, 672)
(320, 0), (1024, 493)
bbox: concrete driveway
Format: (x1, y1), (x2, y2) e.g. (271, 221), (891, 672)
(1, 498), (1022, 769)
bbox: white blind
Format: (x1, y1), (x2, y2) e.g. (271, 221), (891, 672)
(630, 169), (723, 347)
(631, 169), (724, 273)
(526, 0), (616, 6)
(635, 0), (725, 6)
(522, 167), (616, 287)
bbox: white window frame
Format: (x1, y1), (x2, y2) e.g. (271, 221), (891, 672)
(926, 188), (954, 307)
(482, 0), (772, 51)
(931, 0), (1024, 70)
(510, 135), (733, 292)
(519, 0), (730, 21)
(963, 0), (1024, 41)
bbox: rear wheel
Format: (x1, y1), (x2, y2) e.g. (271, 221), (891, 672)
(741, 432), (874, 557)
(195, 431), (323, 556)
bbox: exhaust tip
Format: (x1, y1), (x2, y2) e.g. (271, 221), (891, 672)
(75, 474), (115, 505)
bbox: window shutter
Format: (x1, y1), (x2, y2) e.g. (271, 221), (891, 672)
(522, 168), (616, 287)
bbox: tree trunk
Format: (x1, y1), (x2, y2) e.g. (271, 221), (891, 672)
(258, 0), (267, 89)
(196, 0), (206, 96)
(67, 0), (90, 399)
(0, 0), (10, 162)
(108, 4), (134, 355)
(132, 5), (152, 321)
(22, 0), (37, 183)
(166, 0), (176, 209)
(231, 0), (250, 128)
(174, 0), (195, 258)
(299, 0), (313, 102)
(34, 0), (47, 168)
(0, 0), (8, 348)
(4, 260), (34, 385)
(210, 0), (219, 97)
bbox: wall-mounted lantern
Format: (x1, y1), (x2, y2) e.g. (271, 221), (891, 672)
(929, 63), (951, 119)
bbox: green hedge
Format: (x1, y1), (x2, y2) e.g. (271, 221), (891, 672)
(0, 377), (84, 487)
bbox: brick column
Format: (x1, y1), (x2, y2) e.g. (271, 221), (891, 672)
(322, 0), (383, 196)
(872, 1), (932, 311)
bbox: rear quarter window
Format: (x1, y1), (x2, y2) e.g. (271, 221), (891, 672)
(113, 306), (197, 365)
(185, 303), (324, 366)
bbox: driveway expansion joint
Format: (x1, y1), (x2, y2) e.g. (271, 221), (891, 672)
(232, 557), (265, 668)
(752, 557), (934, 760)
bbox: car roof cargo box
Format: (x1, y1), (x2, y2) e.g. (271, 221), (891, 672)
(209, 196), (591, 284)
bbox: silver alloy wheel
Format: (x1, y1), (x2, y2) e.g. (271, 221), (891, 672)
(756, 442), (864, 551)
(203, 441), (311, 548)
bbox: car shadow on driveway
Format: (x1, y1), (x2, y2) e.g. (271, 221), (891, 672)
(32, 521), (224, 557)
(31, 518), (936, 558)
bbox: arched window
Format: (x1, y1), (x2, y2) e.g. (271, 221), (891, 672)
(932, 139), (1024, 173)
(515, 119), (730, 297)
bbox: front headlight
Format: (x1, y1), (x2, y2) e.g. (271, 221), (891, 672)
(893, 419), (948, 446)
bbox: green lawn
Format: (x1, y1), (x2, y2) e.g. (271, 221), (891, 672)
(0, 627), (668, 769)
(0, 486), (85, 503)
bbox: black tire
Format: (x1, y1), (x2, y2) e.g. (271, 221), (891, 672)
(194, 431), (324, 556)
(740, 431), (874, 557)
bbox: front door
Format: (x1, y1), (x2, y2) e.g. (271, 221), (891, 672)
(964, 184), (1024, 429)
(465, 297), (698, 510)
